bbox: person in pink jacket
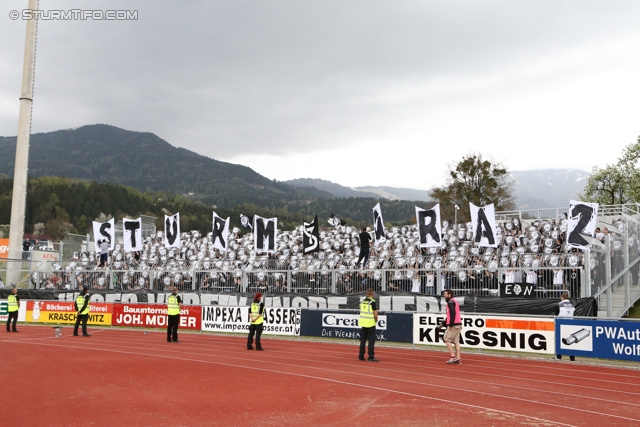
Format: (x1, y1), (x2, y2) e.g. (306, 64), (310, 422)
(441, 289), (462, 364)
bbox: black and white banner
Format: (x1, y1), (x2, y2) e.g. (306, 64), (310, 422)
(92, 219), (115, 252)
(372, 202), (386, 243)
(240, 214), (253, 230)
(212, 211), (230, 251)
(567, 200), (599, 250)
(470, 203), (497, 248)
(328, 213), (346, 227)
(122, 217), (143, 252)
(415, 204), (442, 248)
(500, 282), (536, 298)
(254, 215), (277, 253)
(164, 213), (181, 249)
(303, 215), (320, 255)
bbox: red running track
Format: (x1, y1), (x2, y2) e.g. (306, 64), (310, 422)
(2, 326), (640, 426)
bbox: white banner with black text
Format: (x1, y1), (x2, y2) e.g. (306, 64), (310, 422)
(92, 218), (115, 252)
(416, 204), (442, 248)
(164, 213), (181, 248)
(302, 215), (320, 255)
(212, 211), (231, 251)
(253, 215), (278, 253)
(373, 202), (386, 243)
(566, 200), (599, 250)
(122, 217), (143, 252)
(470, 203), (498, 248)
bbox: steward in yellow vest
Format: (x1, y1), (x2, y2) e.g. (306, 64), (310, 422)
(6, 287), (20, 332)
(358, 288), (379, 362)
(247, 292), (265, 350)
(73, 287), (91, 336)
(167, 287), (182, 343)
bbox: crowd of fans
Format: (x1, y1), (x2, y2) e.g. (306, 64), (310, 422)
(31, 216), (638, 298)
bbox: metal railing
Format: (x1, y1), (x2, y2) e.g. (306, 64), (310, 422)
(23, 266), (587, 299)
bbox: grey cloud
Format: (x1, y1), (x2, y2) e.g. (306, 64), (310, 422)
(1, 0), (639, 178)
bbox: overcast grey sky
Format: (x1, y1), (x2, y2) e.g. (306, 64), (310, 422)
(1, 0), (640, 191)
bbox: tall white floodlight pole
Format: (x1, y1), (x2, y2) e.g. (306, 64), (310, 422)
(7, 0), (39, 286)
(454, 205), (460, 228)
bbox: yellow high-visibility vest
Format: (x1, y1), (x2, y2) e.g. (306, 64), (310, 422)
(76, 295), (90, 315)
(167, 294), (180, 315)
(359, 298), (376, 328)
(7, 294), (18, 313)
(250, 302), (264, 325)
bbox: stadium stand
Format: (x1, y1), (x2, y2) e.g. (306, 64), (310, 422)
(29, 214), (637, 305)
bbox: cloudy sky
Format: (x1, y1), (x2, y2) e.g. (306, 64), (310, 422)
(1, 0), (640, 191)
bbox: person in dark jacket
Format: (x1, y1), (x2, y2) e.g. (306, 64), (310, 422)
(555, 292), (576, 361)
(355, 228), (372, 268)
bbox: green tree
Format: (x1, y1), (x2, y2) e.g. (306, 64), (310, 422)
(579, 164), (630, 204)
(429, 153), (516, 222)
(76, 214), (89, 234)
(580, 135), (640, 204)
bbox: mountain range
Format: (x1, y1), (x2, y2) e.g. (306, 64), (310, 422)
(0, 124), (589, 211)
(287, 170), (589, 209)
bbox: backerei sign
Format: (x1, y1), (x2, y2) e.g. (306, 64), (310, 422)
(26, 300), (112, 325)
(200, 306), (301, 336)
(300, 309), (413, 343)
(413, 313), (554, 354)
(556, 318), (640, 362)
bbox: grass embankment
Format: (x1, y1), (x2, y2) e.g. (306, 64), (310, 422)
(627, 298), (640, 318)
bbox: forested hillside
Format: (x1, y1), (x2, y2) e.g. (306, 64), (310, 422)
(0, 124), (333, 209)
(0, 177), (424, 240)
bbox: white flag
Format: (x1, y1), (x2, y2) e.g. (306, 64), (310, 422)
(164, 213), (181, 248)
(122, 217), (143, 252)
(372, 202), (386, 243)
(470, 203), (497, 248)
(212, 211), (230, 251)
(415, 204), (442, 248)
(253, 215), (277, 253)
(92, 218), (115, 252)
(567, 200), (599, 249)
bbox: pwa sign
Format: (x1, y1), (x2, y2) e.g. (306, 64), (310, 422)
(556, 318), (640, 362)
